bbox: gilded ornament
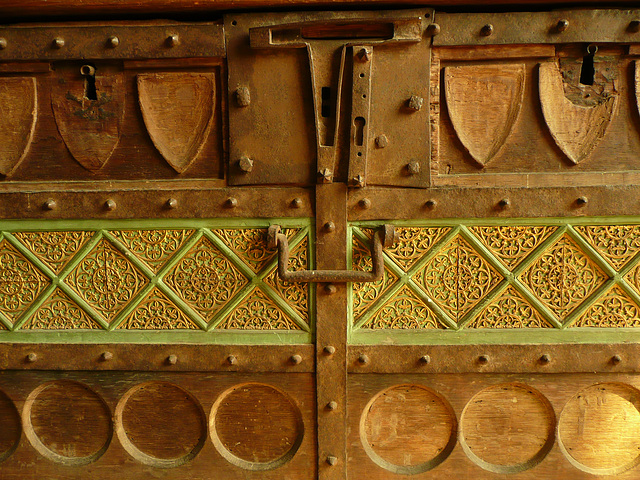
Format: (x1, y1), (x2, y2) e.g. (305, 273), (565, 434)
(164, 236), (248, 321)
(572, 285), (640, 328)
(418, 234), (502, 322)
(14, 231), (92, 274)
(110, 229), (194, 273)
(65, 238), (148, 322)
(263, 238), (309, 320)
(119, 287), (199, 329)
(361, 285), (445, 330)
(469, 226), (556, 270)
(0, 239), (49, 323)
(24, 288), (98, 329)
(467, 286), (551, 328)
(216, 288), (299, 330)
(519, 234), (606, 322)
(574, 225), (640, 270)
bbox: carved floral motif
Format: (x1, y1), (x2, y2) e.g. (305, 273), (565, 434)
(110, 229), (193, 273)
(362, 285), (444, 329)
(263, 238), (309, 320)
(25, 288), (97, 329)
(467, 286), (551, 328)
(216, 288), (299, 330)
(14, 231), (92, 274)
(575, 225), (640, 271)
(120, 287), (198, 329)
(572, 286), (640, 328)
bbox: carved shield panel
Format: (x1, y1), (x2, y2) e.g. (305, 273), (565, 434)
(0, 77), (37, 176)
(138, 73), (215, 174)
(51, 66), (125, 171)
(444, 64), (525, 166)
(539, 61), (618, 165)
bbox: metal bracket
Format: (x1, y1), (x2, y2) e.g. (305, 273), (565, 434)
(268, 224), (397, 283)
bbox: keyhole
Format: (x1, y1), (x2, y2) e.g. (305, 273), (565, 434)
(354, 116), (365, 146)
(81, 64), (98, 100)
(321, 86), (331, 118)
(579, 49), (595, 86)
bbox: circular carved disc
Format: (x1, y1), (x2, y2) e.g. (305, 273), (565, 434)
(460, 383), (555, 473)
(360, 384), (456, 474)
(24, 380), (112, 465)
(117, 382), (206, 467)
(559, 383), (640, 475)
(211, 383), (304, 470)
(0, 389), (21, 462)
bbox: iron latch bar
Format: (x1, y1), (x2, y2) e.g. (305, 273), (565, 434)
(268, 224), (397, 283)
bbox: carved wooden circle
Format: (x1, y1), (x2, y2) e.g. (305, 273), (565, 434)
(115, 381), (206, 467)
(210, 383), (304, 470)
(0, 389), (21, 462)
(558, 383), (640, 475)
(23, 380), (112, 465)
(460, 383), (555, 473)
(360, 384), (457, 474)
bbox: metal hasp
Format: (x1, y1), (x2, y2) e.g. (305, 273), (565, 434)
(268, 224), (397, 282)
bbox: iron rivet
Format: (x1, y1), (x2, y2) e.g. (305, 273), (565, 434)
(324, 221), (336, 233)
(235, 86), (251, 107)
(324, 283), (337, 295)
(557, 19), (569, 32)
(326, 401), (338, 411)
(420, 355), (431, 365)
(43, 199), (57, 211)
(225, 197), (238, 208)
(406, 161), (420, 176)
(427, 23), (441, 36)
(358, 354), (369, 365)
(290, 354), (302, 365)
(52, 37), (65, 49)
(498, 198), (510, 209)
(238, 156), (254, 173)
(167, 34), (180, 47)
(375, 135), (388, 148)
(577, 196), (588, 206)
(291, 197), (303, 208)
(101, 351), (113, 361)
(478, 354), (489, 365)
(326, 456), (338, 466)
(357, 47), (370, 62)
(166, 354), (178, 365)
(26, 352), (37, 363)
(227, 355), (237, 365)
(425, 199), (437, 209)
(0, 38), (7, 50)
(324, 345), (336, 355)
(407, 95), (423, 112)
(631, 20), (640, 33)
(319, 168), (333, 184)
(359, 198), (371, 209)
(166, 198), (178, 209)
(612, 354), (622, 365)
(480, 24), (494, 36)
(540, 354), (551, 364)
(107, 36), (120, 48)
(104, 199), (116, 211)
(352, 174), (365, 187)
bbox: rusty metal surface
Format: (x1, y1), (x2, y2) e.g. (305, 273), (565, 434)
(348, 344), (640, 374)
(349, 185), (640, 221)
(0, 22), (225, 60)
(270, 223), (393, 283)
(0, 343), (314, 372)
(0, 185), (313, 219)
(315, 183), (348, 479)
(434, 9), (640, 46)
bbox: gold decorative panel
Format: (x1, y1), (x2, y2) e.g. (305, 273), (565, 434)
(574, 225), (640, 271)
(109, 229), (194, 273)
(418, 234), (502, 323)
(119, 287), (199, 330)
(13, 231), (92, 274)
(24, 288), (98, 330)
(372, 227), (449, 272)
(467, 286), (552, 329)
(469, 226), (556, 270)
(519, 234), (607, 322)
(216, 288), (301, 330)
(571, 286), (640, 328)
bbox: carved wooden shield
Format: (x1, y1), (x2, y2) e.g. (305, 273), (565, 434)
(539, 61), (618, 165)
(0, 77), (37, 177)
(444, 64), (525, 167)
(138, 73), (215, 174)
(51, 67), (125, 171)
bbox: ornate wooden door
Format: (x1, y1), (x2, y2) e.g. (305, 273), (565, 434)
(1, 7), (640, 480)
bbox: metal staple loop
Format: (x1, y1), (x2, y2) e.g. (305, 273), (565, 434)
(267, 224), (396, 283)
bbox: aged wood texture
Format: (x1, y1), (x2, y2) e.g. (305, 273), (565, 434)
(539, 61), (619, 165)
(0, 371), (316, 479)
(0, 77), (37, 177)
(444, 64), (525, 166)
(348, 373), (640, 479)
(636, 61), (640, 124)
(138, 73), (215, 173)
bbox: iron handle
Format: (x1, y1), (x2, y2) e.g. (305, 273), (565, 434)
(267, 224), (396, 283)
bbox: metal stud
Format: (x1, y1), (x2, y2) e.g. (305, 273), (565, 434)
(323, 345), (336, 355)
(0, 38), (7, 50)
(352, 175), (365, 187)
(426, 23), (441, 36)
(324, 221), (336, 233)
(167, 34), (180, 47)
(478, 354), (489, 365)
(238, 156), (254, 173)
(101, 351), (113, 361)
(166, 198), (178, 209)
(359, 198), (372, 209)
(26, 352), (37, 363)
(406, 161), (421, 176)
(407, 95), (423, 112)
(104, 199), (116, 211)
(326, 456), (338, 466)
(425, 199), (437, 209)
(43, 199), (57, 211)
(326, 401), (338, 411)
(480, 24), (494, 36)
(631, 20), (640, 33)
(357, 47), (370, 62)
(539, 354), (551, 364)
(166, 354), (178, 365)
(358, 354), (369, 365)
(577, 196), (588, 206)
(235, 86), (251, 107)
(419, 355), (431, 365)
(225, 197), (238, 208)
(319, 168), (333, 184)
(498, 198), (510, 209)
(324, 283), (337, 295)
(290, 354), (302, 365)
(291, 197), (303, 209)
(375, 135), (388, 148)
(612, 354), (622, 365)
(52, 37), (65, 49)
(227, 355), (237, 365)
(557, 19), (569, 32)
(107, 36), (120, 48)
